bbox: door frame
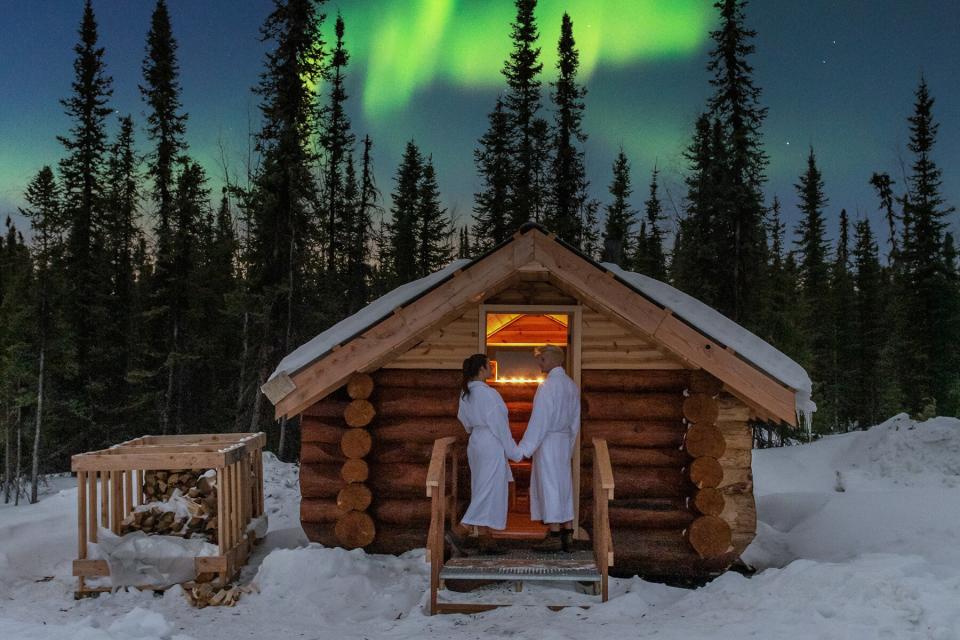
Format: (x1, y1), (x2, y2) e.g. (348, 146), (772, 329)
(478, 303), (584, 534)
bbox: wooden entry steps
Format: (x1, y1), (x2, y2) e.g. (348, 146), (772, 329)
(435, 550), (602, 614)
(426, 436), (614, 614)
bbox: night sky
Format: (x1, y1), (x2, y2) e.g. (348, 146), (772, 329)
(2, 0), (958, 245)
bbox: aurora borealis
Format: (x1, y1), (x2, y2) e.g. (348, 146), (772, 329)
(1, 0), (958, 241)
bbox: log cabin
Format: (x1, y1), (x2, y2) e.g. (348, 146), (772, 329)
(261, 224), (814, 581)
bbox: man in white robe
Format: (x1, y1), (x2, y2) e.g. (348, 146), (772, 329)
(518, 345), (581, 551)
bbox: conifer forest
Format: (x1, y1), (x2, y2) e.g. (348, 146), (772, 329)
(2, 0), (958, 504)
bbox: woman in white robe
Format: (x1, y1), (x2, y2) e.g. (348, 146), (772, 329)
(457, 354), (523, 531)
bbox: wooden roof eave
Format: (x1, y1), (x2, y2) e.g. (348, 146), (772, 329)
(530, 233), (799, 426)
(271, 233), (538, 419)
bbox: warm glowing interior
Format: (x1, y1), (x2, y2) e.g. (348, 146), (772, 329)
(485, 313), (569, 382)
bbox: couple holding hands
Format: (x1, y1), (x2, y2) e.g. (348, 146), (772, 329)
(457, 345), (581, 552)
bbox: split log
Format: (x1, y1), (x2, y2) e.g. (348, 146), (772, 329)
(688, 457), (723, 489)
(300, 442), (346, 465)
(611, 529), (735, 577)
(368, 463), (428, 498)
(581, 370), (690, 393)
(340, 428), (372, 459)
(335, 511), (376, 548)
(337, 483), (373, 511)
(687, 515), (732, 558)
(375, 369), (460, 389)
(341, 458), (370, 483)
(367, 525), (428, 554)
(684, 423), (726, 459)
(301, 420), (347, 444)
(692, 488), (725, 516)
(373, 418), (465, 443)
(682, 394), (720, 425)
(688, 370), (723, 396)
(581, 445), (689, 467)
(300, 464), (342, 498)
(346, 373), (375, 400)
(583, 392), (684, 421)
(300, 498), (344, 524)
(371, 498), (432, 525)
(581, 466), (688, 499)
(581, 420), (685, 448)
(302, 400), (350, 420)
(369, 441), (436, 464)
(376, 389), (458, 417)
(344, 399), (376, 427)
(581, 499), (695, 530)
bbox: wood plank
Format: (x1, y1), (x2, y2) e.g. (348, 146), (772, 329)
(77, 471), (87, 560)
(274, 234), (537, 418)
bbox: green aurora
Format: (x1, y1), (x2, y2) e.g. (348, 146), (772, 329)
(334, 0), (712, 119)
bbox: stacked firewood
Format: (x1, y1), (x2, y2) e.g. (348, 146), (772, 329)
(182, 581), (255, 608)
(121, 469), (219, 543)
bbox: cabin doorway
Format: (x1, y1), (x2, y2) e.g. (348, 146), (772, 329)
(479, 304), (582, 539)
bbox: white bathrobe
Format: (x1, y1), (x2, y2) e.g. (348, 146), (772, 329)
(457, 381), (523, 530)
(518, 366), (581, 524)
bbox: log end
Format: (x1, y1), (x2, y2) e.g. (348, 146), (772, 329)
(692, 488), (725, 516)
(341, 429), (373, 459)
(335, 510), (376, 549)
(341, 458), (370, 483)
(337, 482), (372, 511)
(344, 399), (376, 428)
(682, 393), (720, 425)
(687, 515), (732, 558)
(347, 373), (375, 400)
(688, 456), (723, 489)
(685, 423), (726, 459)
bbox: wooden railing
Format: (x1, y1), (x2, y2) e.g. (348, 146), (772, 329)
(425, 436), (459, 615)
(592, 438), (615, 602)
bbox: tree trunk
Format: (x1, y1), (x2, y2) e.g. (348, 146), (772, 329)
(14, 391), (22, 506)
(3, 396), (11, 503)
(30, 345), (44, 504)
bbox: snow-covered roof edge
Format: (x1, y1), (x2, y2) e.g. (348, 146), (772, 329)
(602, 263), (816, 425)
(268, 259), (471, 383)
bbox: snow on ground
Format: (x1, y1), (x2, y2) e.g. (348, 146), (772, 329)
(2, 418), (960, 639)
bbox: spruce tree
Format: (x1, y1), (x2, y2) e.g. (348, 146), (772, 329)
(545, 12), (588, 246)
(851, 218), (885, 428)
(673, 114), (720, 303)
(758, 197), (804, 359)
(321, 13), (355, 274)
(472, 98), (514, 252)
(141, 0), (187, 239)
(600, 149), (635, 267)
(704, 0), (769, 325)
(793, 147), (832, 430)
(898, 78), (956, 413)
(633, 168), (667, 280)
(245, 0), (327, 443)
(100, 116), (140, 428)
(869, 172), (898, 261)
(829, 209), (857, 430)
(343, 135), (378, 313)
(502, 0), (545, 228)
(416, 158), (452, 277)
(386, 141), (423, 286)
(58, 0), (113, 404)
(457, 227), (472, 259)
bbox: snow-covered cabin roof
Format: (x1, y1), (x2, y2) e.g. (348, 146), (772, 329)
(265, 225), (813, 425)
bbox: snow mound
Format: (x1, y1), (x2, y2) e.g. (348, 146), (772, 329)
(0, 607), (193, 640)
(248, 546), (427, 622)
(841, 413), (960, 488)
(746, 415), (960, 572)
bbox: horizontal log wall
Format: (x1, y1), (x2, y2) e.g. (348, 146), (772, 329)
(299, 366), (759, 579)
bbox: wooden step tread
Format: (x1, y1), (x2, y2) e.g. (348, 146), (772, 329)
(440, 551), (600, 582)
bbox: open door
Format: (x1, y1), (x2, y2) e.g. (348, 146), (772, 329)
(480, 305), (582, 539)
